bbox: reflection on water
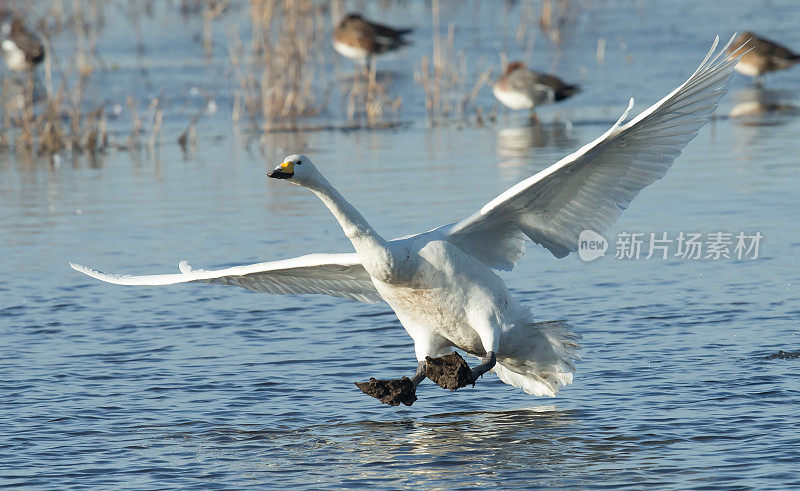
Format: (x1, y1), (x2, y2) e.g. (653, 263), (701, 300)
(728, 87), (800, 160)
(164, 405), (696, 486)
(174, 407), (619, 486)
(353, 406), (575, 455)
(496, 122), (576, 159)
(729, 87), (800, 125)
(324, 407), (584, 485)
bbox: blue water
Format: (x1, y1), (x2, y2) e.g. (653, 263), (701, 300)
(2, 1), (799, 488)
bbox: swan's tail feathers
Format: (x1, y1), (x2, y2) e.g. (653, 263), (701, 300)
(493, 320), (581, 397)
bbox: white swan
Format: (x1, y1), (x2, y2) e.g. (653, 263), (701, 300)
(71, 37), (743, 406)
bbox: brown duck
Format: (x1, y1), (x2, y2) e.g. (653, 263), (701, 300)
(493, 61), (580, 114)
(727, 31), (799, 85)
(1, 15), (45, 71)
(332, 13), (411, 65)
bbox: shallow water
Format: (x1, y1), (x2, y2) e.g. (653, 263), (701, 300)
(2, 1), (800, 488)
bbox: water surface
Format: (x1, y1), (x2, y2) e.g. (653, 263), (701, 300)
(2, 1), (799, 488)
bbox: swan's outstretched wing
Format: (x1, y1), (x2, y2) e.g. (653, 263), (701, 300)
(446, 36), (743, 269)
(70, 253), (383, 303)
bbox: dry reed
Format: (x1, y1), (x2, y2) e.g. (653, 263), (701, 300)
(414, 0), (492, 126)
(229, 0), (327, 131)
(0, 2), (175, 159)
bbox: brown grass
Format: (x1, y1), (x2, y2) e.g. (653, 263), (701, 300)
(229, 0), (328, 131)
(0, 2), (175, 159)
(414, 0), (493, 126)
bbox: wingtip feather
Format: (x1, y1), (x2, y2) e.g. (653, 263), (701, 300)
(613, 98), (635, 128)
(70, 262), (90, 274)
(69, 262), (107, 282)
(726, 32), (754, 61)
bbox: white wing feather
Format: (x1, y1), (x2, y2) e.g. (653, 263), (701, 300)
(447, 35), (744, 266)
(70, 253), (383, 304)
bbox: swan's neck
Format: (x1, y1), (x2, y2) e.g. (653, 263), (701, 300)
(307, 177), (390, 260)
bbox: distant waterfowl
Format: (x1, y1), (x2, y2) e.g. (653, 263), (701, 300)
(727, 31), (799, 85)
(1, 15), (45, 71)
(332, 13), (411, 69)
(72, 37), (742, 407)
(493, 61), (580, 117)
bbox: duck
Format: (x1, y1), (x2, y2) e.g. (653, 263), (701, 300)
(727, 31), (799, 86)
(493, 61), (580, 118)
(332, 13), (411, 70)
(71, 36), (742, 407)
(1, 14), (45, 72)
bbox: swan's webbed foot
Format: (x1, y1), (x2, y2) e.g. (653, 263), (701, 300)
(355, 377), (417, 406)
(425, 352), (473, 390)
(355, 361), (426, 407)
(426, 351), (497, 390)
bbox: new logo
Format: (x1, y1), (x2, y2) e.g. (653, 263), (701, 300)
(578, 230), (607, 262)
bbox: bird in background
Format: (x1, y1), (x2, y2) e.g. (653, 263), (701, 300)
(1, 11), (47, 108)
(1, 13), (45, 72)
(727, 31), (799, 87)
(493, 61), (580, 121)
(332, 13), (412, 73)
(72, 37), (743, 407)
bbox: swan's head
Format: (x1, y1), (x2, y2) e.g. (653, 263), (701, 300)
(268, 154), (319, 186)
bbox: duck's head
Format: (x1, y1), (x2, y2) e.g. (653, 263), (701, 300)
(268, 154), (320, 186)
(341, 13), (363, 25)
(503, 61), (527, 76)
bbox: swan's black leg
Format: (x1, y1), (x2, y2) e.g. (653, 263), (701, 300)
(355, 361), (426, 407)
(411, 360), (426, 386)
(470, 351), (496, 381)
(426, 351), (496, 390)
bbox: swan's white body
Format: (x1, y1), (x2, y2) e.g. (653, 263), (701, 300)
(71, 37), (743, 398)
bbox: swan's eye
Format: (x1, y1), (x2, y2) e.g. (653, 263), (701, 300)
(295, 160), (302, 165)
